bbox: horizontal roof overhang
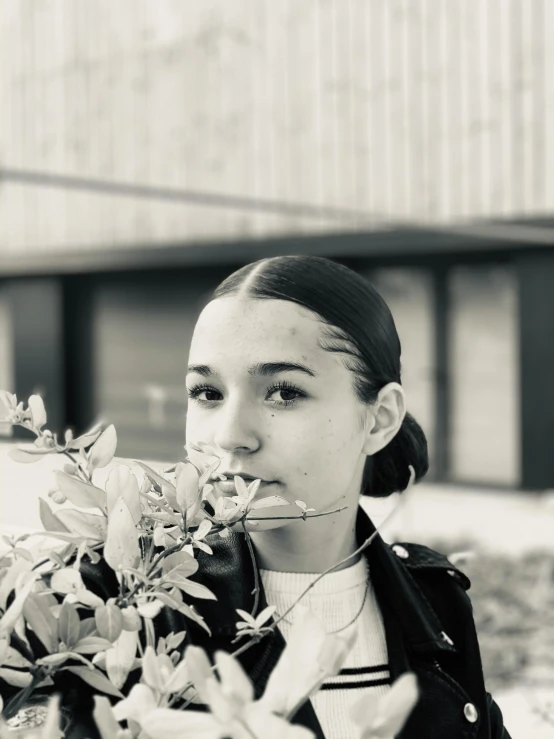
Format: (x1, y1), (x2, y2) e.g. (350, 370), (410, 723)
(1, 218), (554, 278)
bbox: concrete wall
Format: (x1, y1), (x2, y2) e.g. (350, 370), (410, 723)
(1, 0), (553, 260)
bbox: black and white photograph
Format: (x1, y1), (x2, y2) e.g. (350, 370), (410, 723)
(0, 2), (553, 737)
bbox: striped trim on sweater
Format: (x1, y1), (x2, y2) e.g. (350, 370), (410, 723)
(260, 556), (391, 739)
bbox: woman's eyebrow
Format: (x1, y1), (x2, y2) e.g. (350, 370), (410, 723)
(187, 362), (318, 378)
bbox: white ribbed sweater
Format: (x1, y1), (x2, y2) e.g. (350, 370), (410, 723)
(260, 557), (390, 739)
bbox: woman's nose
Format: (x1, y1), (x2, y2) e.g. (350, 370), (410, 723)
(212, 399), (261, 454)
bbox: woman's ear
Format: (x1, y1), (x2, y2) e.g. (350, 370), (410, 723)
(361, 382), (406, 456)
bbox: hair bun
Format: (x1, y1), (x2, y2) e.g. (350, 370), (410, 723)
(364, 412), (429, 498)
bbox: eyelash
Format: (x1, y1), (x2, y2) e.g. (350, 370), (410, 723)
(186, 379), (306, 409)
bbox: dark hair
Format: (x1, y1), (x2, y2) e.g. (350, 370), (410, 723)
(211, 255), (428, 497)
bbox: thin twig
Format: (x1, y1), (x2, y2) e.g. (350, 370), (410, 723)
(2, 671), (45, 720)
(122, 540), (189, 603)
(245, 506), (348, 522)
(166, 490), (411, 711)
(242, 521), (260, 618)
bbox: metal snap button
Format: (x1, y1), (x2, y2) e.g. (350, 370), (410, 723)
(447, 569), (456, 577)
(392, 544), (409, 559)
(463, 703), (478, 723)
(440, 631), (454, 646)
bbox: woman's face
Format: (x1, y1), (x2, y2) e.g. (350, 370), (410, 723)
(185, 297), (370, 529)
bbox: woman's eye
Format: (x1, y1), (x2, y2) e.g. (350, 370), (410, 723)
(187, 383), (304, 408)
(187, 386), (222, 403)
(267, 387), (302, 406)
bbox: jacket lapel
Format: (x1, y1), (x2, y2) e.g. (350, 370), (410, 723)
(192, 506), (461, 738)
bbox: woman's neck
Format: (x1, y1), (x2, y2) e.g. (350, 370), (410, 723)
(249, 509), (360, 574)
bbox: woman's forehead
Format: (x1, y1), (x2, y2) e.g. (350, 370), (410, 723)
(189, 297), (334, 371)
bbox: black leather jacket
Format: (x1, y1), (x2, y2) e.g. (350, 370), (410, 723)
(65, 506), (511, 738)
(181, 505), (512, 739)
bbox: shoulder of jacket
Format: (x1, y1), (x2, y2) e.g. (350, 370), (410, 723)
(388, 541), (472, 591)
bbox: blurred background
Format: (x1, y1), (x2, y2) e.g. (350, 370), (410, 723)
(1, 1), (553, 733)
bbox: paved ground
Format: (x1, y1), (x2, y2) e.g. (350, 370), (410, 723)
(2, 441), (554, 736)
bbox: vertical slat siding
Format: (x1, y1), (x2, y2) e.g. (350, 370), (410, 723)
(0, 0), (552, 256)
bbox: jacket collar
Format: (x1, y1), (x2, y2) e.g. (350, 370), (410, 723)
(195, 504), (457, 660)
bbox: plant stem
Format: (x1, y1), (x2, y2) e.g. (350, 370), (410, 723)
(147, 541), (186, 577)
(271, 533), (383, 630)
(61, 450), (90, 483)
(242, 522), (260, 618)
(245, 505), (348, 522)
(121, 540), (189, 604)
(230, 488), (410, 656)
(144, 617), (156, 649)
(2, 672), (44, 720)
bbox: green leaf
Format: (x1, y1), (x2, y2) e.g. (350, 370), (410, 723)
(51, 567), (84, 594)
(73, 636), (115, 654)
(4, 646), (33, 668)
(0, 574), (38, 637)
(164, 578), (217, 601)
(150, 590), (183, 612)
(248, 495), (290, 511)
(88, 425), (117, 471)
(93, 696), (122, 738)
(35, 532), (85, 546)
(37, 651), (94, 668)
(0, 667), (33, 687)
(105, 465), (142, 524)
(95, 604), (123, 643)
(75, 587), (104, 609)
(53, 471), (106, 511)
(68, 423), (104, 451)
(58, 601), (81, 649)
(120, 606), (141, 632)
(48, 551), (67, 568)
(12, 547), (34, 563)
(104, 497), (140, 572)
(198, 459), (222, 488)
(39, 498), (71, 534)
(28, 395), (47, 430)
(166, 631), (186, 652)
(175, 464), (200, 516)
(162, 551), (198, 578)
(141, 646), (162, 691)
(105, 630), (138, 690)
(22, 592), (59, 653)
(36, 652), (70, 667)
(9, 447), (51, 463)
(56, 509), (107, 541)
(0, 559), (33, 610)
(0, 390), (17, 410)
(79, 617), (98, 640)
(64, 665), (124, 698)
(134, 461), (179, 510)
(153, 590), (211, 635)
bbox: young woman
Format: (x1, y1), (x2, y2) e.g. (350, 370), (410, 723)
(183, 254), (511, 739)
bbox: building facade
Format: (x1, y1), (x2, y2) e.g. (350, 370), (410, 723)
(1, 1), (553, 489)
